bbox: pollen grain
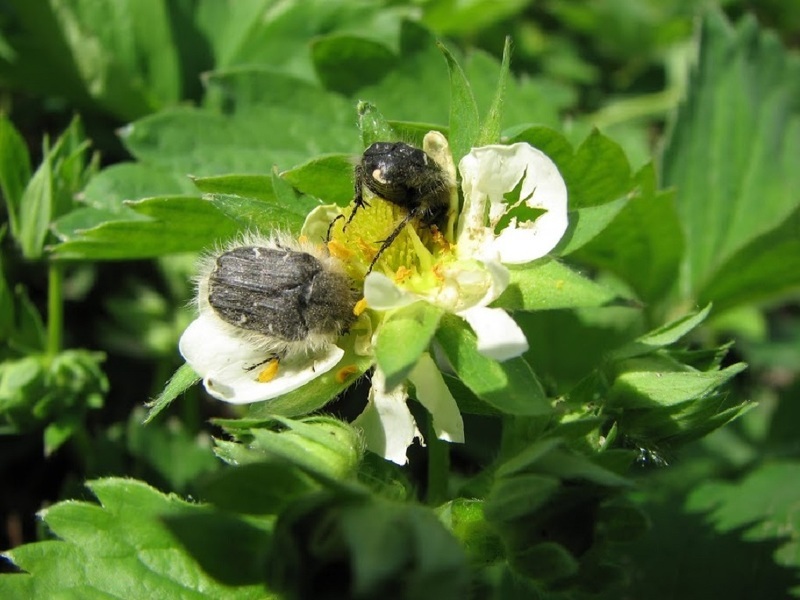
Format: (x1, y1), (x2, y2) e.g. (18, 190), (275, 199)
(353, 298), (368, 316)
(327, 239), (354, 260)
(257, 359), (280, 383)
(335, 364), (359, 383)
(394, 266), (413, 283)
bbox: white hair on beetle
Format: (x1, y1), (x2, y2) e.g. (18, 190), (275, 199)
(192, 230), (359, 360)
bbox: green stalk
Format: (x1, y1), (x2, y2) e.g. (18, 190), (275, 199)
(426, 417), (450, 506)
(47, 262), (64, 356)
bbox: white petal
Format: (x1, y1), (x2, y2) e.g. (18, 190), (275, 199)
(457, 143), (568, 264)
(407, 353), (464, 443)
(301, 204), (342, 243)
(179, 314), (343, 404)
(364, 272), (418, 310)
(459, 306), (529, 361)
(353, 368), (420, 465)
(450, 258), (509, 309)
(423, 131), (458, 240)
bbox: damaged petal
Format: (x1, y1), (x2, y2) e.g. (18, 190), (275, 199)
(458, 143), (568, 264)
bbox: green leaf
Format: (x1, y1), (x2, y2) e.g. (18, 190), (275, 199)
(0, 115), (32, 238)
(120, 97), (355, 177)
(575, 164), (683, 303)
(198, 0), (399, 76)
(0, 2), (88, 111)
(7, 285), (46, 353)
(4, 478), (270, 597)
(661, 11), (800, 296)
(52, 196), (239, 260)
(269, 495), (469, 600)
(192, 174), (274, 202)
(0, 350), (106, 434)
(596, 502), (650, 543)
(281, 154), (355, 206)
(208, 192), (319, 234)
(435, 314), (550, 416)
(270, 166), (297, 208)
(82, 163), (196, 211)
(17, 139), (54, 259)
(510, 542), (579, 582)
(619, 478), (798, 599)
(43, 416), (80, 456)
(311, 34), (397, 95)
(562, 128), (633, 209)
(356, 21), (566, 139)
(52, 0), (180, 118)
(424, 0), (532, 35)
(246, 417), (363, 482)
(492, 259), (620, 311)
(510, 126), (654, 264)
(613, 304), (712, 360)
(375, 302), (444, 389)
(0, 0), (179, 120)
(143, 363), (199, 424)
(356, 22), (449, 127)
(616, 388), (753, 448)
(687, 461), (800, 571)
(388, 120), (449, 145)
(477, 36), (511, 146)
(470, 53), (570, 131)
(198, 462), (317, 515)
(484, 474), (561, 522)
(699, 206), (800, 312)
(125, 412), (219, 495)
(556, 195), (629, 255)
(52, 207), (129, 242)
(438, 41), (480, 164)
(15, 117), (94, 258)
(609, 360), (747, 409)
(497, 440), (630, 488)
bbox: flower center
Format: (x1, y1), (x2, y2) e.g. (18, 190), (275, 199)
(328, 196), (453, 290)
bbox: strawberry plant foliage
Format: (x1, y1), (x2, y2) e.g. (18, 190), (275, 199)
(2, 5), (798, 599)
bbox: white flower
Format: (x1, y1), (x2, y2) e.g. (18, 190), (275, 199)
(178, 136), (568, 466)
(363, 137), (569, 361)
(352, 135), (568, 463)
(457, 143), (569, 264)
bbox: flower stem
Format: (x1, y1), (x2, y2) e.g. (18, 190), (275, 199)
(47, 262), (64, 356)
(426, 417), (450, 505)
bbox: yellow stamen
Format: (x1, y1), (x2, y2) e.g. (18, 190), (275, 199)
(432, 263), (446, 282)
(328, 239), (353, 260)
(257, 359), (280, 383)
(353, 297), (368, 316)
(394, 266), (413, 283)
(430, 225), (450, 250)
(356, 238), (377, 260)
(335, 364), (359, 383)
